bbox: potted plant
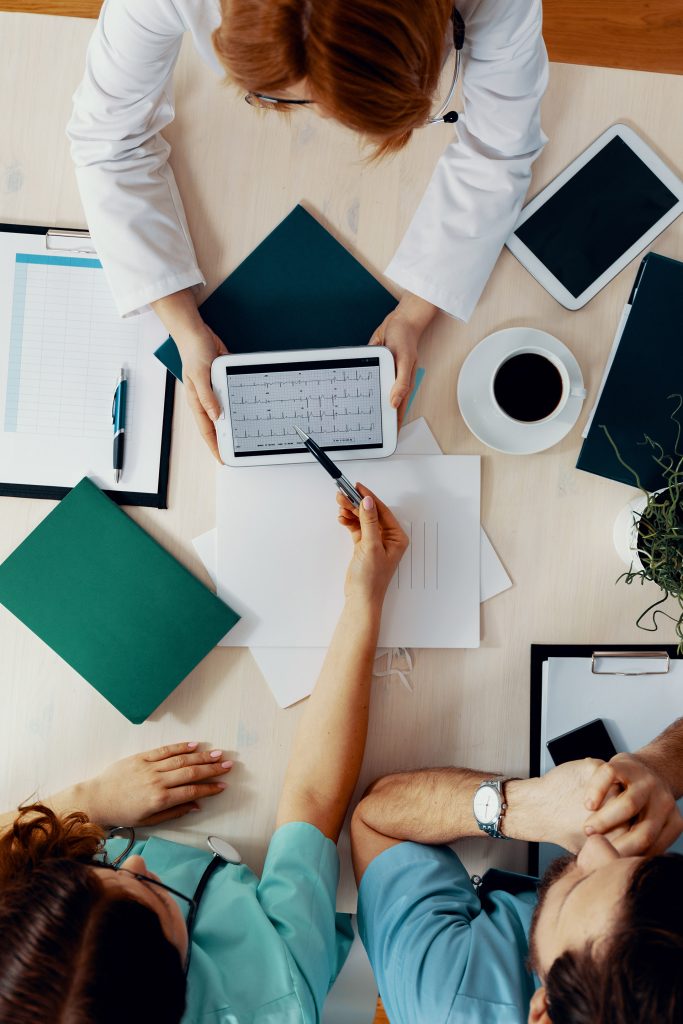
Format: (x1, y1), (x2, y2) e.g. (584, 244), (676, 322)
(604, 397), (683, 652)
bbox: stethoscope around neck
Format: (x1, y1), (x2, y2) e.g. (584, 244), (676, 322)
(185, 835), (242, 926)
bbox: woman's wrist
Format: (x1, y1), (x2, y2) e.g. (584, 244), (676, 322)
(151, 288), (205, 349)
(393, 291), (438, 332)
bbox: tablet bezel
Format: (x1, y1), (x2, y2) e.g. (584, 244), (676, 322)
(506, 123), (683, 310)
(211, 346), (397, 466)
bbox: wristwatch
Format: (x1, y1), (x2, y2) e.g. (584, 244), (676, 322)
(472, 778), (517, 839)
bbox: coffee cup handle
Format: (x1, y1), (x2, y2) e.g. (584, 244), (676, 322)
(570, 385), (587, 400)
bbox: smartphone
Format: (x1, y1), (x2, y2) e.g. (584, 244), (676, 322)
(546, 718), (618, 766)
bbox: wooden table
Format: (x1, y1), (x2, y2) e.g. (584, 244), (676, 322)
(1, 12), (683, 911)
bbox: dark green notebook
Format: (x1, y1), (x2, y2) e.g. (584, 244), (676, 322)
(155, 204), (398, 379)
(0, 478), (239, 723)
(577, 253), (683, 491)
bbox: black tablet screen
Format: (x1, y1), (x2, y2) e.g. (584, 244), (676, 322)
(515, 136), (678, 297)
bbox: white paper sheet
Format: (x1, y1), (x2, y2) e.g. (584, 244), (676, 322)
(216, 454), (480, 648)
(194, 418), (511, 706)
(0, 231), (169, 493)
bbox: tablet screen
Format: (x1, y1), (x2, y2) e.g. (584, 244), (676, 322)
(515, 136), (678, 297)
(225, 356), (384, 456)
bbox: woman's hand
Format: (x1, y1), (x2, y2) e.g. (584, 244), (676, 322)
(336, 484), (409, 605)
(369, 292), (437, 429)
(79, 742), (235, 827)
(176, 323), (228, 462)
(151, 288), (227, 462)
(583, 752), (683, 856)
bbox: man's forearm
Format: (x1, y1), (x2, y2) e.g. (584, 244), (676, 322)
(276, 595), (382, 841)
(635, 717), (683, 798)
(355, 768), (559, 846)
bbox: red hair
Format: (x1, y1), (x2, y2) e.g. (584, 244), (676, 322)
(213, 0), (453, 152)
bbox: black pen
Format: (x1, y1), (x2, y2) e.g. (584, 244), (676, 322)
(293, 424), (363, 507)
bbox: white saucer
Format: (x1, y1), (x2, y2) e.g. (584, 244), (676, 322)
(457, 327), (586, 455)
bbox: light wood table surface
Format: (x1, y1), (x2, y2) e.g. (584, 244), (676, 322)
(1, 12), (683, 911)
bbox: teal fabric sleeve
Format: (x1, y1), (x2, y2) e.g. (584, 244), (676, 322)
(257, 822), (353, 1019)
(357, 842), (480, 1024)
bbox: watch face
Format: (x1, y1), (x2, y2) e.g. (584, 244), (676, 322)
(473, 784), (501, 825)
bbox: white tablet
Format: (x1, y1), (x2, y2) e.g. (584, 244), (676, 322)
(211, 346), (397, 466)
(506, 124), (683, 310)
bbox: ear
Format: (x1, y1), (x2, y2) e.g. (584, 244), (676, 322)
(528, 986), (552, 1024)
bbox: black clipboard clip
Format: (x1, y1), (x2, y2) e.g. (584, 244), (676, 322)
(591, 650), (670, 675)
(45, 228), (96, 255)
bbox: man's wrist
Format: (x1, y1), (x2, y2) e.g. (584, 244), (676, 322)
(500, 778), (546, 842)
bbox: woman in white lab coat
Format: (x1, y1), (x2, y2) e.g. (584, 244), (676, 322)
(68, 0), (547, 459)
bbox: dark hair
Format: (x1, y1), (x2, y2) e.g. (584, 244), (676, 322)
(0, 805), (187, 1024)
(545, 853), (683, 1023)
(213, 0), (453, 153)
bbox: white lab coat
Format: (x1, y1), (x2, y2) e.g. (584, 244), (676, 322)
(67, 0), (548, 321)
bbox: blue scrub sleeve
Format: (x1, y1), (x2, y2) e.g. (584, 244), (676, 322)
(257, 823), (352, 1018)
(357, 842), (481, 1024)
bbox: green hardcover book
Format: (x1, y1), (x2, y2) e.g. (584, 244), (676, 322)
(154, 204), (398, 379)
(577, 253), (683, 491)
(0, 478), (239, 723)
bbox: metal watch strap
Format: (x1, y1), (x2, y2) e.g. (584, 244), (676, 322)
(475, 777), (517, 840)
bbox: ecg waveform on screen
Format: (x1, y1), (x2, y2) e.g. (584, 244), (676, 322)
(228, 365), (383, 452)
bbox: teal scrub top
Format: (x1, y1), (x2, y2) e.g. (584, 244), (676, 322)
(104, 822), (353, 1024)
(358, 841), (539, 1023)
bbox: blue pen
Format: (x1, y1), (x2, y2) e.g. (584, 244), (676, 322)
(112, 368), (127, 483)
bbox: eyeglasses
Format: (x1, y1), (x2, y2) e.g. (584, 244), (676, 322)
(98, 827), (197, 975)
(245, 6), (465, 127)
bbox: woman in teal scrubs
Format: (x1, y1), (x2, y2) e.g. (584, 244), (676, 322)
(0, 487), (407, 1024)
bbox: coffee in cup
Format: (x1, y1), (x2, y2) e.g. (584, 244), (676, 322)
(492, 348), (568, 423)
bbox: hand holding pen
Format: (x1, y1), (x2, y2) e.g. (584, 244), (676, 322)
(293, 424), (363, 506)
(336, 483), (409, 605)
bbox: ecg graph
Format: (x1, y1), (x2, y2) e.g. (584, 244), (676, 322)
(4, 254), (143, 439)
(227, 361), (383, 453)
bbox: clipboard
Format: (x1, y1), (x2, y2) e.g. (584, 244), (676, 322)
(528, 642), (682, 874)
(0, 222), (174, 508)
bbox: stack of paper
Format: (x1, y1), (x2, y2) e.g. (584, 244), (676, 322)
(194, 419), (511, 707)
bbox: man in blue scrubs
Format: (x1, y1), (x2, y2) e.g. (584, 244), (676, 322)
(351, 717), (683, 1023)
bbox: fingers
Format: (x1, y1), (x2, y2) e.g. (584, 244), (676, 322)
(610, 816), (669, 857)
(155, 749), (233, 773)
(161, 782), (227, 806)
(584, 786), (644, 836)
(189, 364), (221, 423)
(162, 760), (233, 789)
(390, 350), (416, 412)
(186, 379), (222, 462)
(584, 761), (619, 811)
(143, 742), (203, 763)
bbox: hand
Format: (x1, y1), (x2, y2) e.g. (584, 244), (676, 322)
(508, 759), (621, 853)
(336, 484), (409, 605)
(583, 752), (683, 856)
(176, 322), (228, 462)
(369, 292), (437, 429)
(79, 742), (234, 827)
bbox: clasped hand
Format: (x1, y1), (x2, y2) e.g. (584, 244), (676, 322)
(538, 753), (682, 856)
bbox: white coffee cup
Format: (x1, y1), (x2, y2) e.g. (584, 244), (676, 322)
(490, 346), (586, 425)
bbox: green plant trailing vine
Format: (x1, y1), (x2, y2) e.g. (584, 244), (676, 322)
(600, 394), (683, 652)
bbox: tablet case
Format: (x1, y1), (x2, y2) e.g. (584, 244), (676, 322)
(155, 204), (399, 378)
(576, 252), (683, 491)
(0, 477), (240, 724)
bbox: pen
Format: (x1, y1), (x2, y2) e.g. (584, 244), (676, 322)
(112, 368), (127, 484)
(293, 424), (363, 507)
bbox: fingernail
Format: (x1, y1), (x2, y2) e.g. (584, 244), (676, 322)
(209, 409), (219, 422)
(187, 742), (198, 749)
(363, 496), (374, 510)
(190, 806), (200, 812)
(585, 799), (595, 809)
(585, 826), (594, 835)
(221, 760), (233, 769)
(209, 750), (222, 758)
(216, 783), (226, 790)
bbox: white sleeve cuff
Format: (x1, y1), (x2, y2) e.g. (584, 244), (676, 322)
(384, 259), (473, 323)
(115, 268), (206, 318)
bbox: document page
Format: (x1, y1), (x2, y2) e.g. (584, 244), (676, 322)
(0, 231), (169, 493)
(216, 454), (481, 648)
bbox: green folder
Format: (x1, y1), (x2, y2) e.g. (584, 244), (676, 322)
(154, 204), (398, 379)
(0, 478), (240, 723)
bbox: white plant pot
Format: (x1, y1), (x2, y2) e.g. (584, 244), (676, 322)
(613, 494), (648, 570)
(613, 489), (668, 570)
